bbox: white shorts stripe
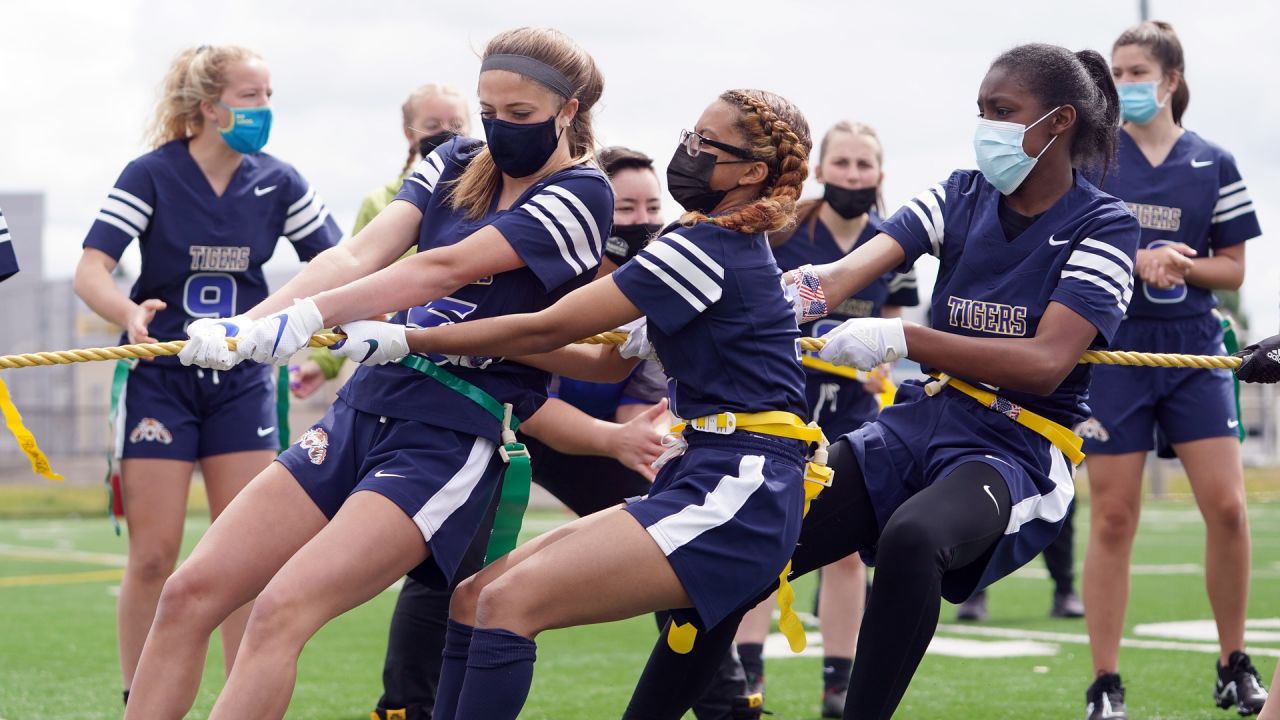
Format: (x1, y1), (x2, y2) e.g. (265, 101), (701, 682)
(643, 241), (723, 304)
(1005, 447), (1074, 535)
(635, 255), (708, 313)
(412, 436), (497, 538)
(646, 454), (767, 556)
(523, 203), (584, 276)
(108, 188), (154, 216)
(112, 374), (129, 460)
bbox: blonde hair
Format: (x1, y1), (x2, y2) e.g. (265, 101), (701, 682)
(450, 27), (605, 219)
(772, 120), (883, 248)
(147, 45), (261, 149)
(400, 83), (470, 176)
(681, 89), (812, 236)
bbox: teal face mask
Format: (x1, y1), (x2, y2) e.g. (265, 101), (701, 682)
(1118, 81), (1168, 125)
(972, 106), (1060, 196)
(217, 103), (273, 154)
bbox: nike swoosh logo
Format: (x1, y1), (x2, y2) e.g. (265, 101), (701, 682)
(1191, 159), (1214, 168)
(269, 314), (288, 356)
(257, 426), (275, 437)
(1228, 419), (1240, 429)
(1048, 235), (1069, 246)
(359, 339), (379, 364)
(254, 184), (278, 196)
(374, 470), (405, 478)
(983, 484), (999, 513)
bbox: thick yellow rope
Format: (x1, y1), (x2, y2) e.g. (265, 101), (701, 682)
(0, 331), (1242, 370)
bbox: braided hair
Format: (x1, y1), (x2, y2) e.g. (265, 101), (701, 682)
(681, 89), (812, 235)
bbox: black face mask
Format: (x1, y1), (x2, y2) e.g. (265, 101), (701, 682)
(418, 130), (459, 157)
(666, 146), (728, 213)
(604, 223), (662, 266)
(823, 184), (878, 219)
(482, 115), (562, 178)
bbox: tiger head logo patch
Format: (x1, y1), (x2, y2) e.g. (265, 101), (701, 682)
(298, 427), (329, 465)
(129, 418), (173, 445)
(1073, 417), (1110, 442)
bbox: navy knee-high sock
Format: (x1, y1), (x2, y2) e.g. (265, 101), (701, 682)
(431, 619), (474, 720)
(453, 627), (537, 720)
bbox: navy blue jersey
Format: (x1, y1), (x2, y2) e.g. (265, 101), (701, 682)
(339, 137), (613, 440)
(882, 170), (1140, 427)
(1103, 129), (1261, 319)
(0, 208), (17, 282)
(613, 222), (807, 421)
(83, 139), (343, 356)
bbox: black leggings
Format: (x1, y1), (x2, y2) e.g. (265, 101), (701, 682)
(623, 438), (1013, 720)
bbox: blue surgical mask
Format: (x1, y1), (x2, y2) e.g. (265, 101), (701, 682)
(1117, 81), (1168, 125)
(217, 103), (272, 154)
(482, 115), (563, 178)
(973, 106), (1061, 195)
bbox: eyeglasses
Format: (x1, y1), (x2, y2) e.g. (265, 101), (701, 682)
(679, 129), (757, 162)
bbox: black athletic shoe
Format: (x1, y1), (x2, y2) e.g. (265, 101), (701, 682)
(1216, 650), (1268, 716)
(1051, 591), (1086, 618)
(1085, 672), (1127, 720)
(956, 593), (988, 621)
(821, 686), (847, 718)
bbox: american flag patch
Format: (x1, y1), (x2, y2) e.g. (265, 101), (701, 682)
(795, 264), (828, 321)
(988, 396), (1023, 421)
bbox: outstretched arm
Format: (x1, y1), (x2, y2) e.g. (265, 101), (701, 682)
(513, 345), (641, 384)
(407, 276), (643, 360)
(812, 233), (906, 305)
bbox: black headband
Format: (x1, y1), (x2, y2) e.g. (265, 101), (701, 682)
(480, 54), (575, 99)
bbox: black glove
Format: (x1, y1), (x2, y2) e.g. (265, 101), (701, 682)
(1233, 334), (1280, 383)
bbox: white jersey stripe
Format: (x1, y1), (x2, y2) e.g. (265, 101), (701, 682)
(1079, 238), (1135, 271)
(412, 153), (444, 193)
(1208, 185), (1249, 213)
(661, 233), (725, 278)
(926, 184), (946, 250)
(412, 436), (497, 537)
(108, 188), (154, 216)
(101, 197), (150, 234)
(529, 195), (594, 274)
(1213, 203), (1256, 225)
(644, 241), (723, 305)
(646, 454), (767, 555)
(635, 255), (708, 313)
(287, 187), (317, 215)
(1004, 447), (1074, 535)
(405, 176), (431, 192)
(283, 195), (324, 236)
(904, 201), (939, 256)
(288, 207), (331, 241)
(544, 185), (603, 255)
(523, 203), (585, 276)
(95, 212), (143, 238)
(1061, 269), (1127, 310)
(1065, 249), (1130, 291)
(1218, 179), (1247, 197)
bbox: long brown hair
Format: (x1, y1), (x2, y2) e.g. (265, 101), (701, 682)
(680, 89), (812, 236)
(147, 45), (261, 149)
(450, 28), (604, 219)
(1113, 20), (1189, 126)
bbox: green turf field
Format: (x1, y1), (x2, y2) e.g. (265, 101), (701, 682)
(2, 495), (1279, 719)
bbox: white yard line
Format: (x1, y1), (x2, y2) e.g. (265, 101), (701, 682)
(0, 542), (127, 567)
(936, 623), (1280, 658)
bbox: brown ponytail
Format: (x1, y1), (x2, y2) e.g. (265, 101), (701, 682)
(681, 89), (812, 236)
(1114, 20), (1189, 125)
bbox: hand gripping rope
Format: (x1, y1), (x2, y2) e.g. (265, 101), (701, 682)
(0, 330), (1243, 483)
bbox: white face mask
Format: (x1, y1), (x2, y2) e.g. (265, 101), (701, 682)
(972, 106), (1061, 195)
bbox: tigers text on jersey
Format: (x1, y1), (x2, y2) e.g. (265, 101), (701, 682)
(0, 208), (17, 282)
(338, 137), (613, 441)
(82, 139), (343, 355)
(882, 169), (1140, 427)
(1105, 129), (1261, 318)
(612, 221), (807, 422)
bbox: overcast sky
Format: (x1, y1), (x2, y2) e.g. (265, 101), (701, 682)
(4, 0), (1278, 336)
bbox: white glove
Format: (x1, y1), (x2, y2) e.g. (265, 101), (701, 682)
(236, 297), (325, 366)
(817, 317), (909, 371)
(330, 321), (410, 366)
(619, 318), (657, 361)
(179, 316), (248, 370)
